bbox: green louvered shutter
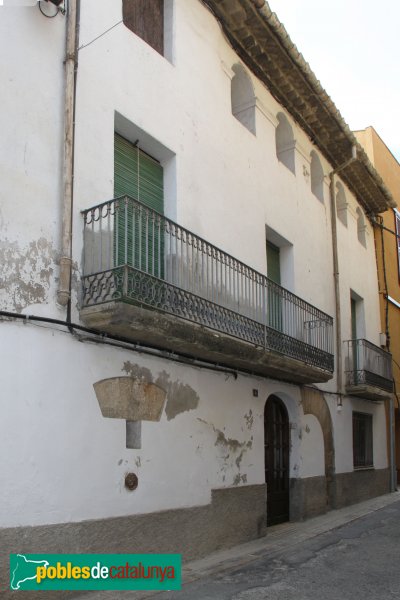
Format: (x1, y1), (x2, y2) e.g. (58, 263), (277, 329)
(114, 133), (164, 276)
(266, 241), (282, 331)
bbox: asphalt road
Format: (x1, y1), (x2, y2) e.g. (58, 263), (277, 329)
(160, 500), (400, 600)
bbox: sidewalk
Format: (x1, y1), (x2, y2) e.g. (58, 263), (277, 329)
(76, 490), (400, 600)
(182, 490), (400, 585)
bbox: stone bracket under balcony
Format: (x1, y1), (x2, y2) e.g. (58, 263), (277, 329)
(81, 299), (333, 385)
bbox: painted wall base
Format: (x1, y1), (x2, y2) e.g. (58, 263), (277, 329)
(290, 475), (328, 520)
(1, 484), (266, 599)
(289, 469), (391, 522)
(335, 468), (391, 508)
(1, 473), (392, 597)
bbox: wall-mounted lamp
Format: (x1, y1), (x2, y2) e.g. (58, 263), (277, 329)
(38, 0), (64, 17)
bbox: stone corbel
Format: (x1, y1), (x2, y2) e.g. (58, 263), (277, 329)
(93, 377), (166, 449)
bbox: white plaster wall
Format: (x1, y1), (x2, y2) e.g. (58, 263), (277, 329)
(0, 5), (65, 317)
(297, 414), (325, 479)
(0, 0), (388, 528)
(0, 0), (382, 346)
(0, 321), (308, 528)
(71, 0), (336, 325)
(336, 199), (382, 346)
(333, 395), (388, 474)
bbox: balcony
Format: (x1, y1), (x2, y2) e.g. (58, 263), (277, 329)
(344, 339), (393, 400)
(80, 197), (334, 384)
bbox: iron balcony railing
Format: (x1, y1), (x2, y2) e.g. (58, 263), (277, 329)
(345, 339), (393, 393)
(82, 196), (334, 372)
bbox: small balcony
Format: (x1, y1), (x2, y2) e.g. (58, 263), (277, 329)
(344, 339), (393, 400)
(80, 197), (334, 384)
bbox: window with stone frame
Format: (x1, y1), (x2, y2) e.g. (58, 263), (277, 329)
(122, 0), (164, 55)
(353, 412), (373, 469)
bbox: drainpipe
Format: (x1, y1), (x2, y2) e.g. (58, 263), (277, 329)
(57, 0), (78, 307)
(329, 146), (358, 403)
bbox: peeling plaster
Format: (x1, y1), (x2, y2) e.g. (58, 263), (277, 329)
(215, 429), (253, 452)
(122, 362), (154, 383)
(244, 409), (254, 430)
(121, 363), (200, 421)
(197, 418), (252, 486)
(233, 473), (248, 486)
(0, 237), (56, 312)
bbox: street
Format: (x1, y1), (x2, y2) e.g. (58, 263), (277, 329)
(159, 497), (400, 599)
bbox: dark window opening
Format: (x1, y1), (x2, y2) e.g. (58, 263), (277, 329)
(123, 0), (164, 55)
(353, 412), (373, 468)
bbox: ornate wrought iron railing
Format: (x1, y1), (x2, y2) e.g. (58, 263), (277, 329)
(82, 196), (334, 371)
(345, 339), (393, 392)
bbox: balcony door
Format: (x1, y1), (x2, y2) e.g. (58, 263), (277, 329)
(266, 241), (282, 331)
(351, 294), (365, 382)
(114, 133), (164, 276)
(265, 395), (290, 526)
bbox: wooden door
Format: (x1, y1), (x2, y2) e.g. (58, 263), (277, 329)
(265, 395), (290, 526)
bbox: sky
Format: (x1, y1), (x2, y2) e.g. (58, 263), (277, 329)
(267, 0), (400, 162)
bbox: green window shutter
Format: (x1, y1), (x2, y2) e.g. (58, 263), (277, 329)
(114, 133), (164, 277)
(137, 147), (163, 214)
(266, 241), (281, 285)
(114, 134), (139, 198)
(266, 241), (282, 331)
(351, 298), (357, 340)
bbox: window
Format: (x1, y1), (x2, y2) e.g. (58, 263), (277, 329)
(266, 241), (281, 285)
(336, 181), (347, 226)
(114, 133), (164, 275)
(353, 412), (373, 468)
(266, 240), (282, 331)
(275, 113), (295, 174)
(310, 151), (324, 202)
(350, 291), (365, 340)
(231, 64), (256, 134)
(356, 207), (366, 247)
(123, 0), (164, 55)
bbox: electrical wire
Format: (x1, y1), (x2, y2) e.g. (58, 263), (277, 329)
(0, 310), (243, 379)
(78, 20), (123, 51)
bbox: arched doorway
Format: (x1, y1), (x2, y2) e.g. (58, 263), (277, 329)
(265, 395), (290, 526)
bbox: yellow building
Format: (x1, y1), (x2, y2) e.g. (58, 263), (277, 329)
(355, 126), (400, 484)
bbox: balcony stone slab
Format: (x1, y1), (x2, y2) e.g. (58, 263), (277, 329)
(345, 384), (392, 402)
(81, 301), (333, 385)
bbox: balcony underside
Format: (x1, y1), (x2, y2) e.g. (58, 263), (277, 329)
(80, 299), (333, 385)
(346, 371), (393, 401)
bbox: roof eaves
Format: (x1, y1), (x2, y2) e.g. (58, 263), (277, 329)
(202, 0), (395, 214)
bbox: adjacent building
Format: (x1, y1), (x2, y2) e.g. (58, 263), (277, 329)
(0, 0), (395, 575)
(355, 126), (400, 484)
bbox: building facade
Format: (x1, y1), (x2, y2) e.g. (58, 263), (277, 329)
(0, 0), (395, 579)
(355, 126), (400, 484)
